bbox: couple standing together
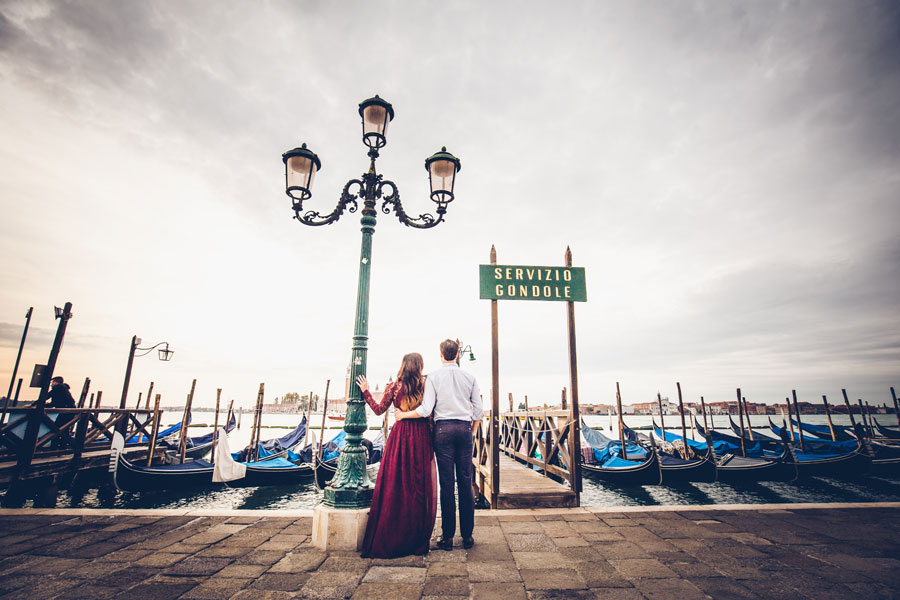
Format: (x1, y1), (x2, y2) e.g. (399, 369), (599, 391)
(356, 339), (483, 558)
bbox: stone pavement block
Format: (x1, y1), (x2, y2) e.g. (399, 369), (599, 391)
(468, 560), (522, 583)
(133, 552), (186, 568)
(519, 569), (588, 590)
(497, 514), (537, 522)
(256, 540), (303, 552)
(230, 590), (296, 600)
(474, 525), (506, 544)
(17, 556), (87, 574)
(506, 534), (557, 552)
(561, 513), (596, 522)
(234, 549), (289, 566)
(318, 556), (371, 573)
(588, 588), (645, 600)
(111, 581), (196, 600)
(161, 542), (208, 555)
(527, 590), (595, 599)
(429, 561), (468, 577)
(351, 582), (425, 600)
(665, 559), (723, 579)
(590, 541), (651, 560)
(470, 582), (527, 600)
(53, 584), (119, 600)
(370, 554), (425, 567)
(631, 578), (709, 600)
(569, 521), (615, 534)
(475, 515), (501, 526)
(608, 558), (679, 579)
(94, 548), (153, 562)
(539, 521), (577, 537)
(533, 514), (566, 522)
(501, 521), (545, 534)
(424, 576), (469, 596)
(582, 531), (625, 542)
(572, 562), (633, 588)
(250, 572), (312, 591)
(602, 518), (639, 527)
(689, 577), (758, 599)
(95, 566), (161, 588)
(195, 544), (253, 558)
(165, 556), (232, 577)
(299, 570), (365, 599)
(362, 566), (427, 584)
(553, 536), (589, 547)
(179, 577), (251, 599)
(269, 551), (327, 572)
(466, 543), (513, 561)
(512, 551), (569, 570)
(217, 563), (269, 578)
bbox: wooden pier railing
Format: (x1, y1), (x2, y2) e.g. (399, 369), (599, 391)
(473, 407), (581, 508)
(0, 407), (159, 485)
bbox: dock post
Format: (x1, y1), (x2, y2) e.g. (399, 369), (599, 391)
(564, 246), (581, 500)
(18, 302), (73, 471)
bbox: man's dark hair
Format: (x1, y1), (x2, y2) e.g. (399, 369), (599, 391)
(440, 339), (459, 362)
(50, 376), (64, 384)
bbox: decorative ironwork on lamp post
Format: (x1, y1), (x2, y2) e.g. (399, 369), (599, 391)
(281, 95), (461, 509)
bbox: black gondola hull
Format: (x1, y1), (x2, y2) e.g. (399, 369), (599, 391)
(659, 453), (718, 484)
(581, 451), (662, 486)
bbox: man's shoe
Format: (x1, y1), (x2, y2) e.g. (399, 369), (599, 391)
(434, 538), (453, 551)
(463, 537), (475, 549)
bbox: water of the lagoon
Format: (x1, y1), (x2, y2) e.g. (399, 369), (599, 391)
(51, 413), (900, 510)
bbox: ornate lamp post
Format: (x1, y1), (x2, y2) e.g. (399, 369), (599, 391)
(282, 95), (460, 510)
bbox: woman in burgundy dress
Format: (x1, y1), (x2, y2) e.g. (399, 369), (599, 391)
(356, 352), (437, 558)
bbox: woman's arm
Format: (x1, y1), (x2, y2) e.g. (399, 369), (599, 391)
(394, 408), (424, 421)
(356, 375), (396, 416)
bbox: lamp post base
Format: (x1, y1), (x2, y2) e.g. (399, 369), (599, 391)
(311, 504), (370, 551)
(322, 484), (373, 510)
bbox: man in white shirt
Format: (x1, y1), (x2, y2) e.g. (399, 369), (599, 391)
(398, 339), (483, 550)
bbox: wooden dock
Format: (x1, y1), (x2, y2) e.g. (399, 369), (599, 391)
(494, 454), (577, 508)
(474, 409), (582, 509)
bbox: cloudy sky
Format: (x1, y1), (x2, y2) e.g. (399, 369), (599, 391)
(0, 1), (898, 412)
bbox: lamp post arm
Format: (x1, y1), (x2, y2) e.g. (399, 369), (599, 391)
(378, 180), (445, 229)
(134, 341), (171, 357)
(293, 179), (361, 226)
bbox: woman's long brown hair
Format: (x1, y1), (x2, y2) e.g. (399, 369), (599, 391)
(397, 352), (425, 411)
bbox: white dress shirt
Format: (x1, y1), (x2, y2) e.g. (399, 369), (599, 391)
(416, 362), (483, 421)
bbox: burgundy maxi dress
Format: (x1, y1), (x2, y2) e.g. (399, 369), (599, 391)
(360, 382), (437, 558)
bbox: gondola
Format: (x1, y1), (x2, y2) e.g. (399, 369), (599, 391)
(158, 411), (237, 461)
(874, 420), (900, 441)
(622, 424), (716, 484)
(231, 416), (308, 463)
(782, 419), (900, 477)
(763, 419), (873, 478)
(313, 429), (384, 489)
(785, 418), (855, 442)
(653, 420), (795, 482)
(580, 420), (662, 486)
(110, 431), (314, 493)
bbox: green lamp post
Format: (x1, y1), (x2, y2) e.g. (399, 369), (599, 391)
(282, 95), (461, 509)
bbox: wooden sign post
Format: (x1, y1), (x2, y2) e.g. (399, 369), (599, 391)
(479, 246), (586, 508)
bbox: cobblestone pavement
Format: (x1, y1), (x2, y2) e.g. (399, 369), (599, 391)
(0, 504), (898, 599)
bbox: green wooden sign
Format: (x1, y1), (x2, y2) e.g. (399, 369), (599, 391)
(479, 264), (587, 302)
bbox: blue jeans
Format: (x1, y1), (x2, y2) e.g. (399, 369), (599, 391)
(433, 419), (475, 540)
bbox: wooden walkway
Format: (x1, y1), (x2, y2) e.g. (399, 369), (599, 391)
(494, 454), (577, 509)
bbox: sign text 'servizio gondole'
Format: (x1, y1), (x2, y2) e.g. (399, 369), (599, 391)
(479, 264), (587, 302)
